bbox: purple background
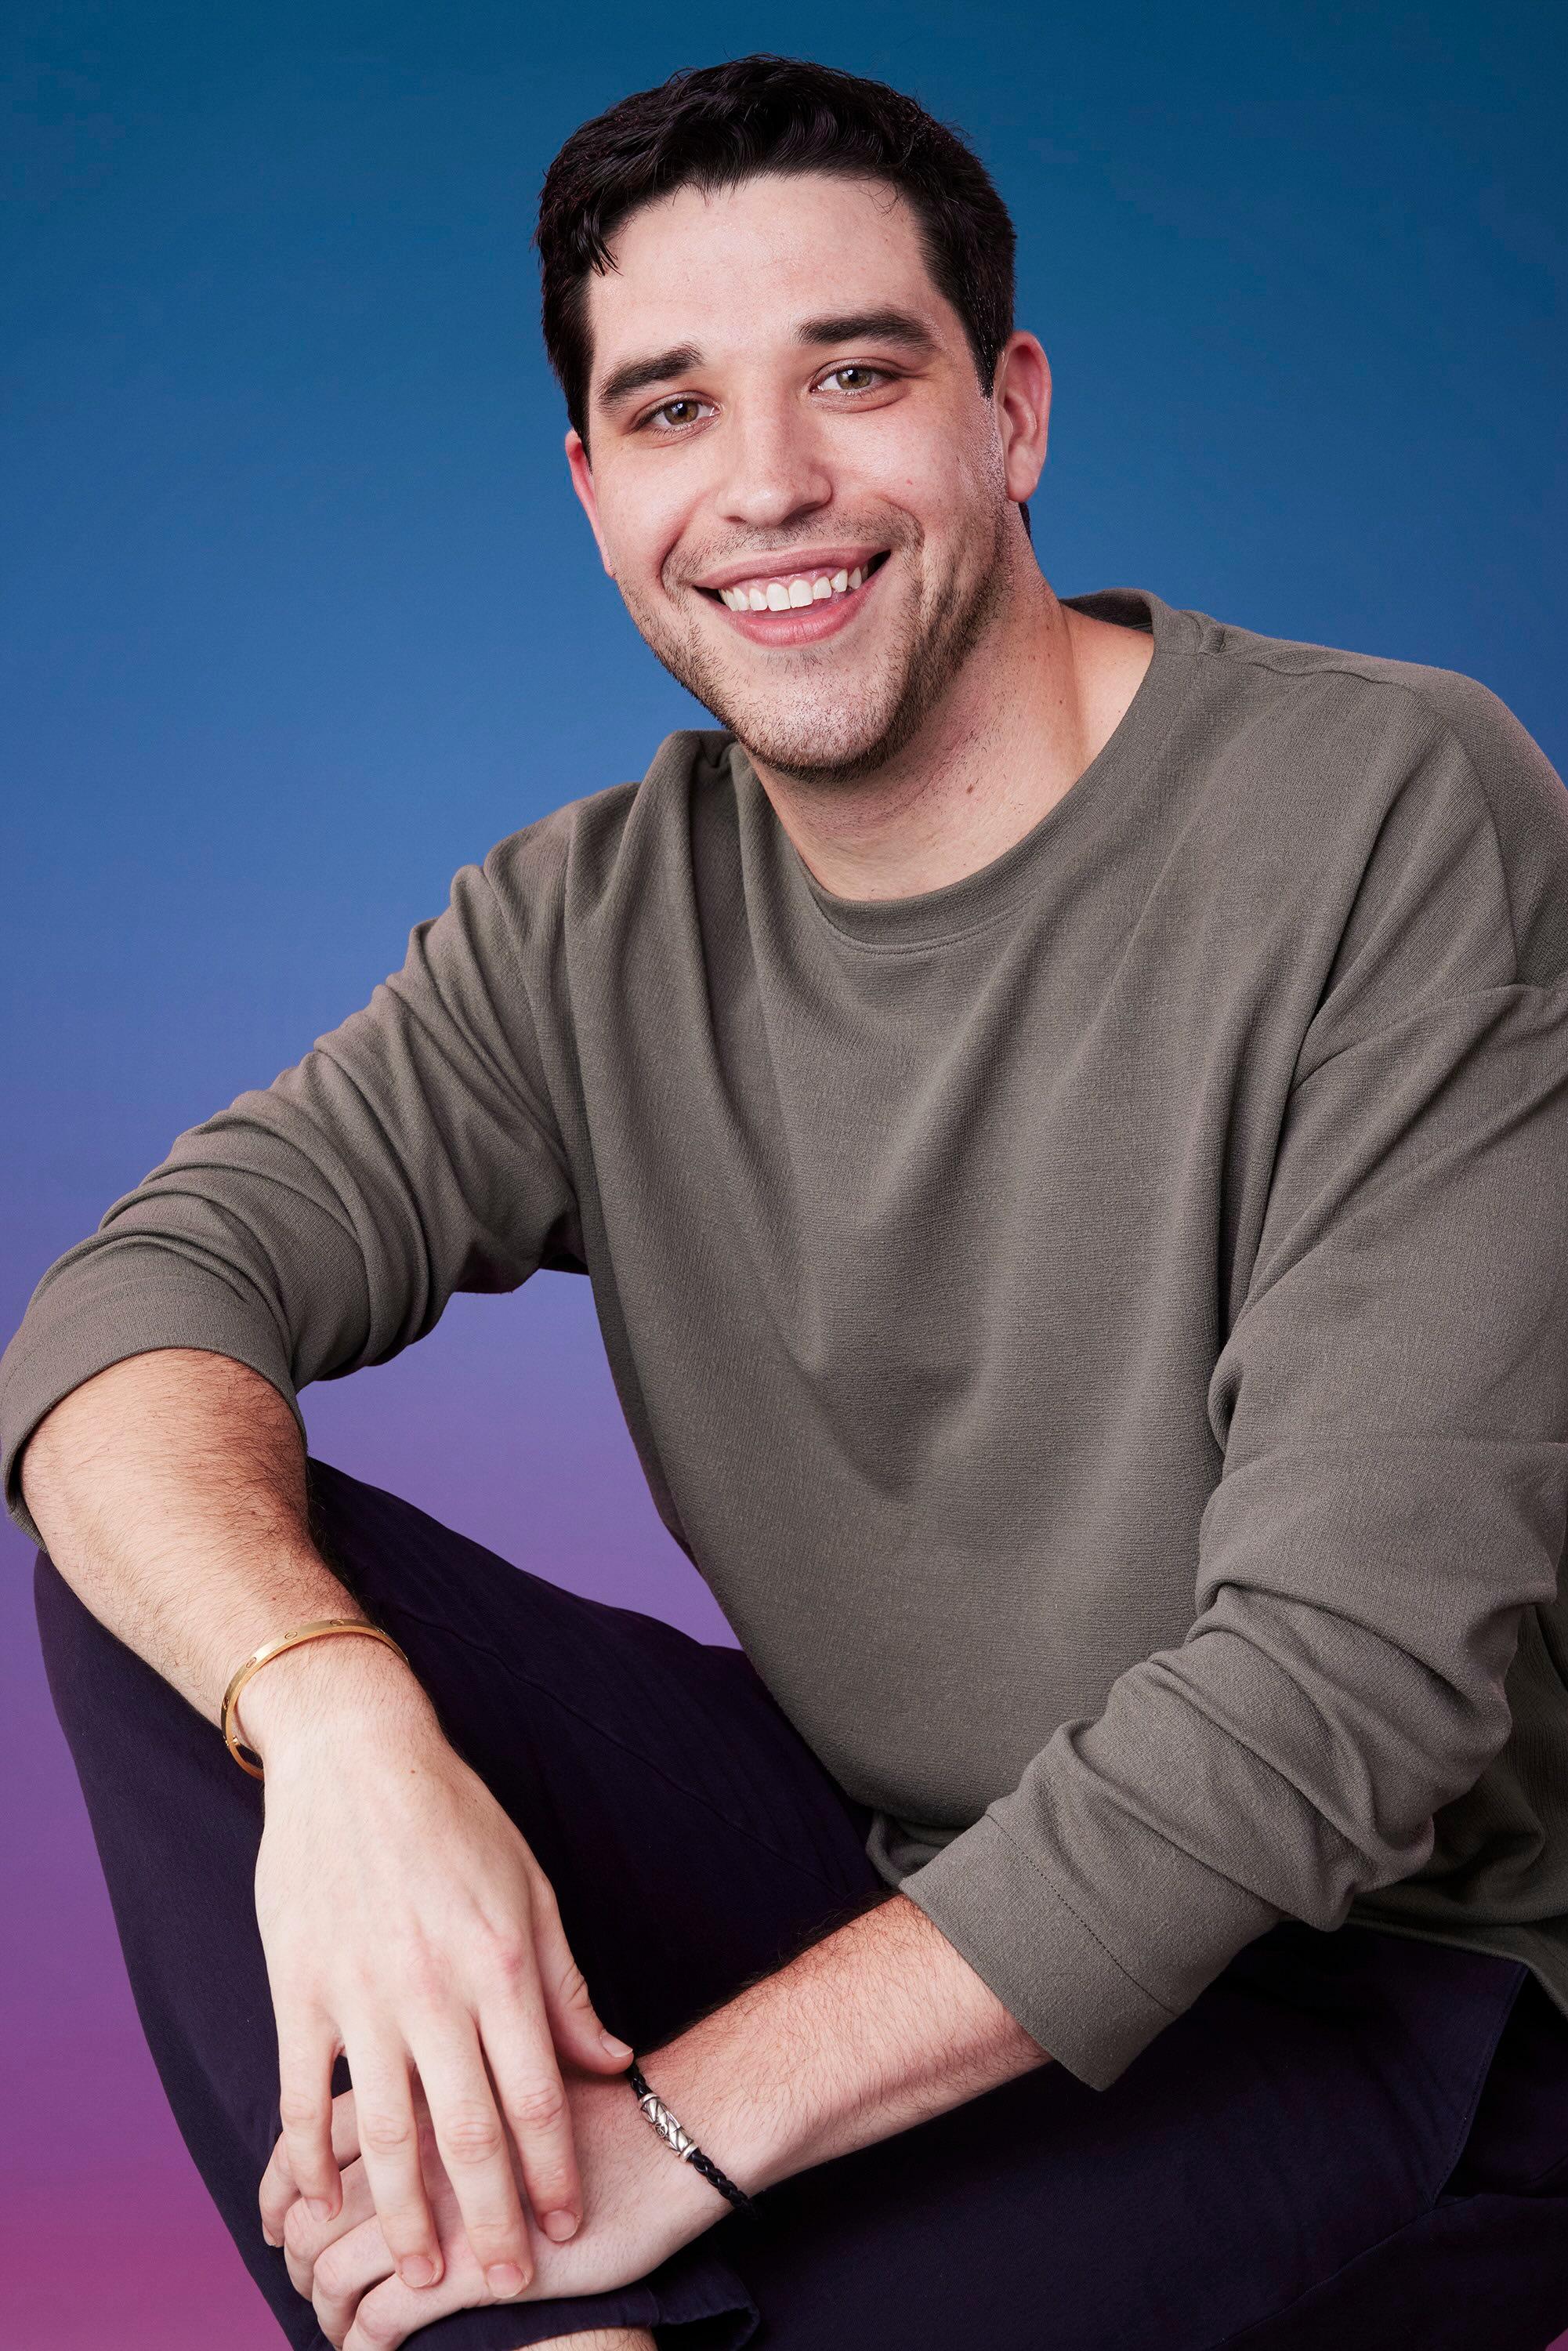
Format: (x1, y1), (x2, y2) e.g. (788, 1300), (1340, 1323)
(4, 2), (1564, 2342)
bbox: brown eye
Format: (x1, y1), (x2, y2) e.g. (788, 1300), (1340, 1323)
(820, 365), (882, 393)
(646, 397), (710, 431)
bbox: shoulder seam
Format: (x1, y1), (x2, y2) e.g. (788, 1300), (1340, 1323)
(1446, 732), (1521, 980)
(1198, 643), (1522, 980)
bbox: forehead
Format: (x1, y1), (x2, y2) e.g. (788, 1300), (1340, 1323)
(584, 171), (958, 381)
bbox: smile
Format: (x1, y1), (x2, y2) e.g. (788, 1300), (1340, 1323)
(714, 559), (881, 612)
(695, 550), (892, 643)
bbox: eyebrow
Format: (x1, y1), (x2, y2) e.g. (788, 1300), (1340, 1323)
(794, 307), (937, 353)
(593, 308), (938, 417)
(596, 344), (703, 411)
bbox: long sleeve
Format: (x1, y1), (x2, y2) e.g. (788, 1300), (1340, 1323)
(2, 848), (579, 1548)
(898, 715), (1568, 2090)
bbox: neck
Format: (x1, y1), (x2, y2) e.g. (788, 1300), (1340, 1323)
(741, 545), (1153, 904)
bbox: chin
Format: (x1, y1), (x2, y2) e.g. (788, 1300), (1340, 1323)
(725, 700), (904, 783)
(632, 601), (943, 784)
(686, 654), (921, 781)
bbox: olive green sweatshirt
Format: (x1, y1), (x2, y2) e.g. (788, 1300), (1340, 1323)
(6, 588), (1568, 2091)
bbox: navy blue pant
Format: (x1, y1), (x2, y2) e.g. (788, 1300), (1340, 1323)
(34, 1458), (1568, 2350)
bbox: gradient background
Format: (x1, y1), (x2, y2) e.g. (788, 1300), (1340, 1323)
(4, 3), (1565, 2343)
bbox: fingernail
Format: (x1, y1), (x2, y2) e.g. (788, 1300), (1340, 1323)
(600, 2030), (633, 2059)
(308, 2197), (335, 2223)
(401, 2254), (438, 2288)
(487, 2262), (527, 2298)
(541, 2208), (578, 2241)
(262, 2226), (280, 2248)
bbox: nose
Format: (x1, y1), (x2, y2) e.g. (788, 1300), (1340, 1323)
(713, 392), (833, 532)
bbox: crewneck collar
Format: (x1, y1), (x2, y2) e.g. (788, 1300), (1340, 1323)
(730, 588), (1199, 953)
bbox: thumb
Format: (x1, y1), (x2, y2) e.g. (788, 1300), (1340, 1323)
(533, 1891), (635, 2073)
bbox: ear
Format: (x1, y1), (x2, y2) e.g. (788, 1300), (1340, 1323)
(992, 333), (1051, 506)
(566, 429), (616, 578)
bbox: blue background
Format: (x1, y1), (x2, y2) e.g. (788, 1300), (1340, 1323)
(3, 3), (1563, 2341)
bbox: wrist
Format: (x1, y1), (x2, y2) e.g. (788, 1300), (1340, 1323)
(628, 2026), (788, 2201)
(610, 2060), (748, 2237)
(235, 1623), (437, 1765)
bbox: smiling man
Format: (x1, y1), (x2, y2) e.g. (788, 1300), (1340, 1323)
(7, 53), (1568, 2351)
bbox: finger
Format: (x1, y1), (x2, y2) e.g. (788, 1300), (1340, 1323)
(407, 2011), (538, 2298)
(307, 2212), (398, 2349)
(474, 1983), (587, 2254)
(281, 2155), (376, 2301)
(530, 1873), (634, 2074)
(339, 2032), (447, 2295)
(259, 2132), (295, 2247)
(275, 2014), (346, 2228)
(340, 2246), (491, 2351)
(262, 2085), (364, 2247)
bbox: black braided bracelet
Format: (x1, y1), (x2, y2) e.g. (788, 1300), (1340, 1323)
(627, 2060), (756, 2216)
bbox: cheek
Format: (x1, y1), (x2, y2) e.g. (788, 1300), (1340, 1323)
(592, 462), (696, 593)
(850, 415), (994, 546)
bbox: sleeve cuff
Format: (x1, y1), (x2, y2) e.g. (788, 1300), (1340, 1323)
(896, 1810), (1182, 2091)
(1, 1248), (308, 1550)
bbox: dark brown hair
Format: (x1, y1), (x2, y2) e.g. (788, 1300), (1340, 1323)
(534, 55), (1017, 444)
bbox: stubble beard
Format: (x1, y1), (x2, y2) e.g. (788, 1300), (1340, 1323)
(620, 505), (1013, 788)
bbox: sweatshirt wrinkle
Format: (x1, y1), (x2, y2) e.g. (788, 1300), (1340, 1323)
(6, 586), (1568, 2087)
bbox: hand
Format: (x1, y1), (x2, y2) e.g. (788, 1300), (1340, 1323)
(249, 1647), (635, 2304)
(262, 2072), (724, 2349)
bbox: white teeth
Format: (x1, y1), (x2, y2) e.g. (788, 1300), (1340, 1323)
(715, 560), (880, 611)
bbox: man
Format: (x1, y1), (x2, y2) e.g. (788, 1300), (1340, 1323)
(6, 51), (1568, 2351)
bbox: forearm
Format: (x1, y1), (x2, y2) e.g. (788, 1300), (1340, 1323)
(19, 1347), (436, 1758)
(640, 1886), (1049, 2195)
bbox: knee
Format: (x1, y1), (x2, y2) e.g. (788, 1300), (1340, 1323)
(302, 1455), (500, 1622)
(32, 1545), (100, 1678)
(301, 1454), (580, 1672)
(30, 1543), (241, 1813)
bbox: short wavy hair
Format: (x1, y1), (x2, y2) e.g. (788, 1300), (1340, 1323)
(535, 54), (1017, 445)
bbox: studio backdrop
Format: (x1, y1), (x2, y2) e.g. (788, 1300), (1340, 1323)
(2, 5), (1563, 2345)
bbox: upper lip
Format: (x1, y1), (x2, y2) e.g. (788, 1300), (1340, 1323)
(689, 546), (888, 594)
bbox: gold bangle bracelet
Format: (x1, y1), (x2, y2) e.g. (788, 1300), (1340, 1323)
(221, 1619), (411, 1781)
